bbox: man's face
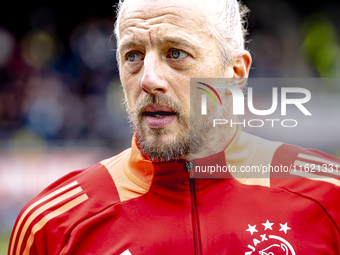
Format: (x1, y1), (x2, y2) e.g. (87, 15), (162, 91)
(118, 0), (233, 161)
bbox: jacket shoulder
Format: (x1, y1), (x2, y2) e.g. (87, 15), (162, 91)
(271, 143), (340, 229)
(272, 143), (340, 168)
(9, 155), (123, 255)
(271, 142), (340, 184)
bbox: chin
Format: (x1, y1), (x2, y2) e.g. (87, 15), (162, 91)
(146, 128), (176, 142)
(136, 127), (190, 162)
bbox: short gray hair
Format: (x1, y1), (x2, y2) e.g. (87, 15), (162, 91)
(114, 0), (249, 69)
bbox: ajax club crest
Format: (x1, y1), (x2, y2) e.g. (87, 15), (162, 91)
(244, 219), (296, 255)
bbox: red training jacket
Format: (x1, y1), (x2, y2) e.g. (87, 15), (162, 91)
(9, 129), (340, 255)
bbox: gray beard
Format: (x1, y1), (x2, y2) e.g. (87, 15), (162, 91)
(126, 94), (200, 162)
(135, 128), (190, 162)
(125, 93), (230, 162)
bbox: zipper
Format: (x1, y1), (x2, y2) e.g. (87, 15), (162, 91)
(186, 161), (202, 255)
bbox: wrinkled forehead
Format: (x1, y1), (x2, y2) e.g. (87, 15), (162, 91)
(118, 0), (208, 36)
(120, 0), (205, 16)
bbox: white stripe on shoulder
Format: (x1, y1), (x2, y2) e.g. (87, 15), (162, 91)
(10, 181), (81, 255)
(22, 194), (88, 255)
(294, 160), (340, 177)
(298, 153), (340, 166)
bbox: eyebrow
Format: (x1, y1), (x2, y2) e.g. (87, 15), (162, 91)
(155, 36), (197, 49)
(118, 38), (146, 52)
(119, 35), (198, 53)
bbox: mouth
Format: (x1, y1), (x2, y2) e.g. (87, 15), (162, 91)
(142, 105), (177, 129)
(143, 111), (177, 118)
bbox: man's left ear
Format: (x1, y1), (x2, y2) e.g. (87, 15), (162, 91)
(223, 51), (252, 95)
(232, 51), (252, 79)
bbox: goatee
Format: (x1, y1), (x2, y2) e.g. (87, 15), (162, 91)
(126, 94), (191, 162)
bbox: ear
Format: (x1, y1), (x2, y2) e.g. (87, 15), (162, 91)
(232, 51), (252, 79)
(223, 51), (251, 94)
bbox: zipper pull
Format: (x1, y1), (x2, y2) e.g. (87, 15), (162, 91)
(185, 161), (194, 178)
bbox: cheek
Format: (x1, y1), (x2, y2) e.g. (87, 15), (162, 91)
(190, 91), (201, 114)
(121, 71), (143, 103)
(170, 75), (191, 111)
(124, 88), (142, 110)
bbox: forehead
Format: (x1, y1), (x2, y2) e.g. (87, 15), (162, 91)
(118, 0), (210, 45)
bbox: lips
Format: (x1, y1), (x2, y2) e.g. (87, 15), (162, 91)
(143, 105), (177, 129)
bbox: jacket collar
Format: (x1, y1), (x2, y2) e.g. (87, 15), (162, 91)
(123, 125), (254, 190)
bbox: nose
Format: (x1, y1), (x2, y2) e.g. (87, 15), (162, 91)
(140, 52), (169, 94)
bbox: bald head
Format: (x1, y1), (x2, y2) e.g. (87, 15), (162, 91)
(114, 0), (249, 69)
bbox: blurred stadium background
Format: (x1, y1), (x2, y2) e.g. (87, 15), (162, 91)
(1, 0), (340, 254)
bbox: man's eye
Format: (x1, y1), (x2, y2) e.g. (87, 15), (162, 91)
(167, 49), (188, 59)
(127, 52), (143, 62)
